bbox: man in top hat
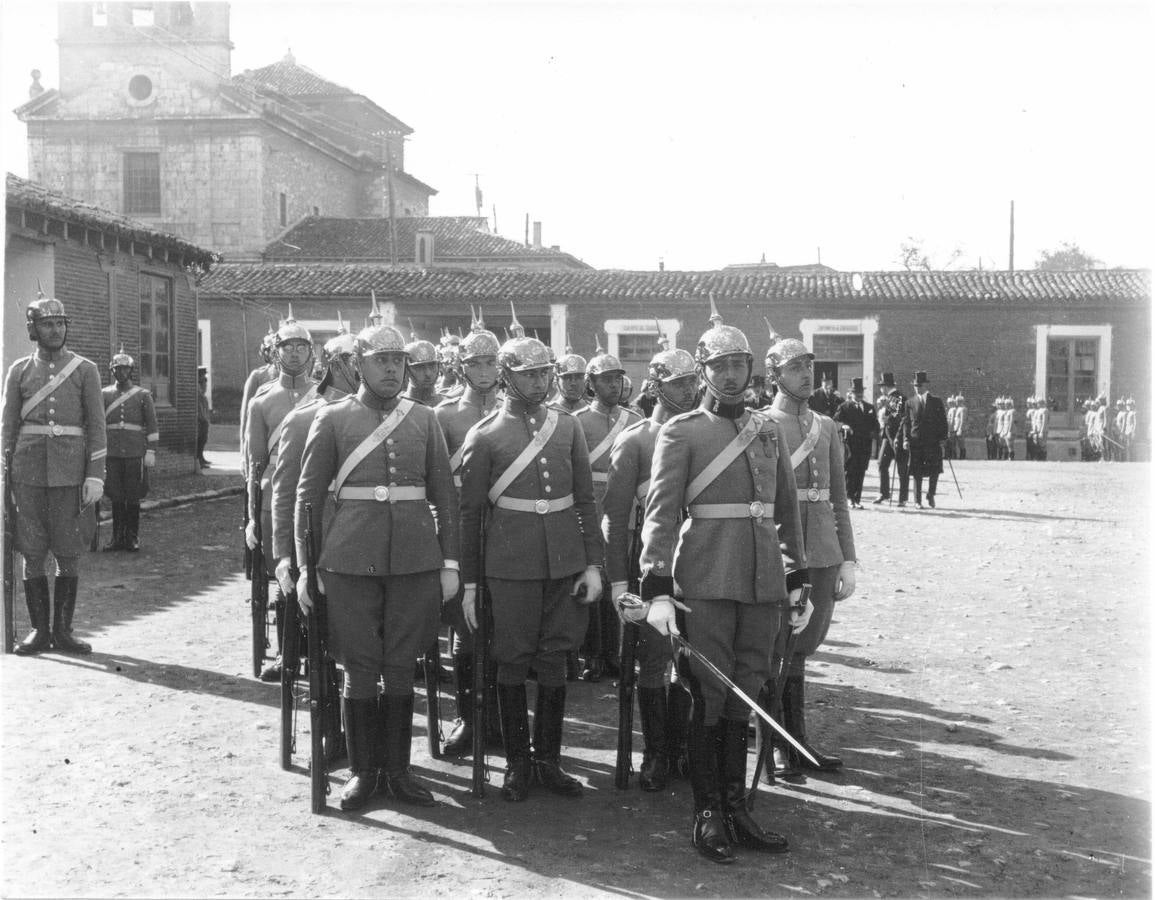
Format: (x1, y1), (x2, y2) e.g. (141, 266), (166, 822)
(294, 322), (459, 811)
(764, 325), (857, 778)
(574, 336), (642, 681)
(640, 297), (808, 863)
(245, 313), (319, 681)
(807, 372), (841, 417)
(101, 347), (159, 551)
(873, 373), (909, 505)
(458, 326), (604, 803)
(902, 371), (949, 509)
(433, 306), (503, 757)
(602, 337), (699, 791)
(3, 295), (106, 655)
(833, 377), (877, 508)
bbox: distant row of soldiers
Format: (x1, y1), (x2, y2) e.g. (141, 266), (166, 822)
(1082, 395), (1138, 462)
(236, 295), (858, 863)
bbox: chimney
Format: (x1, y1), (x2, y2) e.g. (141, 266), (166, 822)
(29, 69), (44, 99)
(416, 229), (435, 268)
(532, 221), (542, 249)
(658, 258), (665, 272)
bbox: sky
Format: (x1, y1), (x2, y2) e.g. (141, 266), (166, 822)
(1, 0), (1153, 272)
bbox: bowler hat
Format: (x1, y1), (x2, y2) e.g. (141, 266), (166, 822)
(912, 371), (930, 386)
(878, 372), (896, 388)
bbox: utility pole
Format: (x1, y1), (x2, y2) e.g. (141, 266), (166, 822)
(492, 204), (499, 234)
(385, 135), (397, 267)
(472, 174), (483, 218)
(524, 213), (529, 248)
(1008, 200), (1015, 272)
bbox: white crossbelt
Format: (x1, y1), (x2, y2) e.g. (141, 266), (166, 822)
(798, 488), (830, 502)
(20, 424), (84, 437)
(336, 485), (427, 503)
(688, 501), (773, 520)
(494, 494), (574, 515)
(107, 422), (143, 431)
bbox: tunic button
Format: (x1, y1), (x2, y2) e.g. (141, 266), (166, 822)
(49, 363), (55, 369)
(544, 485), (552, 493)
(539, 457), (547, 464)
(542, 471), (550, 479)
(529, 418), (536, 425)
(811, 456), (817, 463)
(386, 438), (394, 445)
(751, 467), (759, 475)
(389, 452), (397, 459)
(755, 485), (763, 493)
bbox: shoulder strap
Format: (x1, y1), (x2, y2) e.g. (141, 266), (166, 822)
(684, 412), (763, 506)
(104, 385), (144, 419)
(588, 408), (631, 466)
(449, 444), (466, 474)
(488, 409), (559, 504)
(332, 399), (415, 497)
(20, 355), (84, 420)
(789, 415), (823, 470)
(266, 386), (319, 455)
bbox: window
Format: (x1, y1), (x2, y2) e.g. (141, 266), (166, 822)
(617, 334), (662, 362)
(139, 274), (173, 405)
(128, 74), (153, 101)
(124, 153), (160, 215)
(132, 6), (154, 27)
(279, 193), (287, 226)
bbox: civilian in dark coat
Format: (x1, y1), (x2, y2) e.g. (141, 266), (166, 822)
(833, 377), (878, 508)
(807, 374), (841, 416)
(902, 371), (949, 509)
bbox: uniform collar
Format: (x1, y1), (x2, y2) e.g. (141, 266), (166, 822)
(278, 370), (312, 390)
(590, 399), (619, 416)
(700, 393), (746, 420)
(35, 346), (68, 362)
(772, 394), (808, 416)
(357, 384), (403, 412)
(462, 385), (496, 411)
(503, 395), (543, 417)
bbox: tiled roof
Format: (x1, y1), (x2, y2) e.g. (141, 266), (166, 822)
(6, 173), (217, 268)
(201, 263), (1150, 305)
(265, 217), (588, 266)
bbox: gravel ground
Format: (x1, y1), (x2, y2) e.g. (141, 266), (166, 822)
(2, 459), (1150, 898)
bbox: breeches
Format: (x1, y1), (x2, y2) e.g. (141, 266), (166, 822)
(683, 597), (778, 723)
(324, 569), (440, 698)
(489, 576), (588, 687)
(15, 483), (93, 566)
(105, 456), (150, 502)
(635, 620), (676, 689)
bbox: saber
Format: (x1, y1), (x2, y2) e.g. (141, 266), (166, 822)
(616, 594), (819, 768)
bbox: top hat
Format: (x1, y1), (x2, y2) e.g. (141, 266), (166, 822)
(912, 370), (930, 386)
(878, 372), (897, 388)
(850, 376), (864, 393)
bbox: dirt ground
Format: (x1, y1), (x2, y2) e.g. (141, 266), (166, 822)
(1, 458), (1150, 899)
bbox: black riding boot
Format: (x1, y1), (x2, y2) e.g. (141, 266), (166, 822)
(124, 502), (140, 551)
(442, 652), (475, 756)
(14, 576), (52, 655)
(339, 696), (381, 811)
(532, 684), (583, 797)
(51, 576), (91, 654)
(637, 686), (669, 792)
(497, 682), (531, 802)
(783, 674), (842, 771)
(665, 680), (692, 779)
(104, 501), (125, 551)
(380, 693), (436, 806)
(687, 716), (734, 864)
(720, 718), (789, 853)
(754, 679), (776, 786)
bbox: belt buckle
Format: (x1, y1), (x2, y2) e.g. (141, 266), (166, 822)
(51, 424), (63, 436)
(373, 485), (390, 502)
(807, 487), (820, 502)
(534, 498), (550, 515)
(749, 500), (765, 519)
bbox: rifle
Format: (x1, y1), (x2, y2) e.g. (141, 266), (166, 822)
(471, 511), (490, 798)
(423, 637), (442, 760)
(3, 450), (16, 654)
(614, 500), (643, 789)
(242, 488), (253, 580)
(279, 548), (302, 771)
(249, 460), (269, 679)
(303, 502), (332, 813)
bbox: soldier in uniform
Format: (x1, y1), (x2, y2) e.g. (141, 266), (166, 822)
(433, 307), (502, 757)
(435, 333), (465, 401)
(832, 377), (876, 509)
(953, 393), (968, 460)
(944, 395), (957, 459)
(3, 296), (106, 655)
(639, 299), (808, 863)
(764, 327), (857, 777)
(458, 330), (604, 802)
(903, 371), (949, 509)
(603, 339), (699, 791)
(196, 366), (211, 469)
(245, 315), (319, 681)
(574, 337), (643, 681)
(404, 332), (442, 407)
(239, 329), (278, 476)
(555, 343), (589, 414)
(872, 373), (909, 506)
(101, 347), (159, 551)
(294, 323), (459, 811)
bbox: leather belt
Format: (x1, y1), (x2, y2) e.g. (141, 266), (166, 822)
(107, 422), (143, 431)
(798, 488), (830, 502)
(591, 472), (608, 483)
(337, 485), (427, 503)
(688, 501), (773, 520)
(21, 425), (84, 437)
(494, 494), (575, 515)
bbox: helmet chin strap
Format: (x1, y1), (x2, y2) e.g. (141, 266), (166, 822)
(701, 366), (750, 405)
(777, 380), (810, 404)
(363, 365), (408, 403)
(656, 382), (695, 413)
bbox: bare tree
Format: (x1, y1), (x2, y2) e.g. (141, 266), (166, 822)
(1035, 242), (1102, 271)
(897, 237), (964, 271)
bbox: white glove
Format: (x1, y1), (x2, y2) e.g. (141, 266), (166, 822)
(244, 520), (259, 551)
(462, 585), (478, 631)
(610, 581), (628, 602)
(274, 557), (294, 596)
(295, 570), (325, 615)
(789, 590), (815, 635)
(572, 566), (602, 605)
(82, 478), (103, 507)
(834, 561), (857, 602)
(440, 567), (460, 604)
(645, 596), (680, 636)
(143, 449), (156, 468)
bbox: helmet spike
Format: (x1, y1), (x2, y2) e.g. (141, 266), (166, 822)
(763, 317), (780, 343)
(708, 292), (723, 328)
(336, 310), (346, 333)
(457, 326), (464, 339)
(286, 302), (295, 322)
(474, 305), (487, 333)
(564, 329), (573, 355)
(36, 278), (46, 299)
(509, 301), (525, 338)
(408, 317), (418, 341)
(654, 319), (669, 351)
(594, 332), (606, 355)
